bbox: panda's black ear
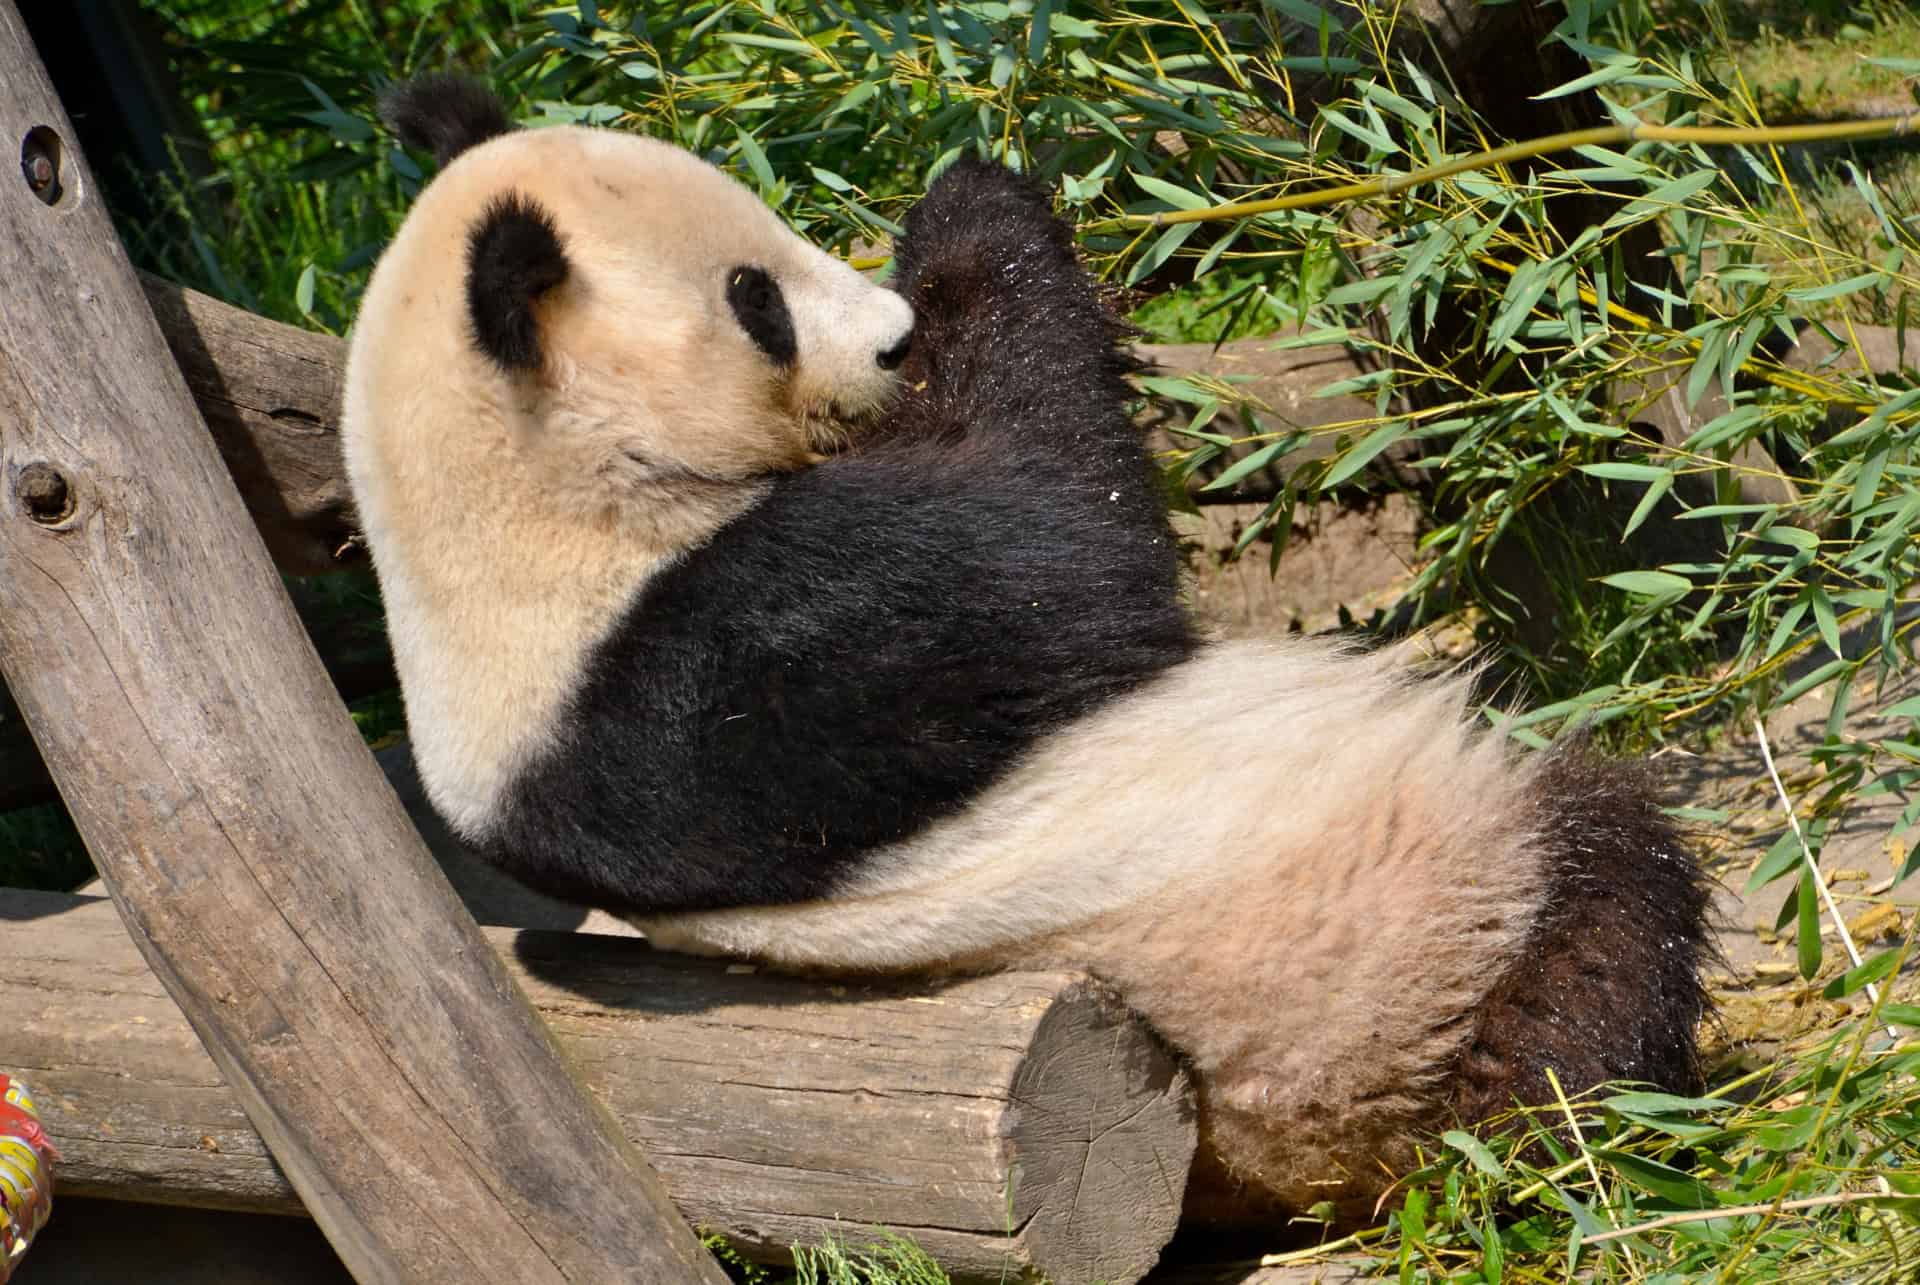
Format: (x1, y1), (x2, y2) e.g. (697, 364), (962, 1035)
(466, 192), (570, 373)
(380, 74), (514, 168)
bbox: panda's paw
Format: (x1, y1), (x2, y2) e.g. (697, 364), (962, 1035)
(893, 158), (1078, 287)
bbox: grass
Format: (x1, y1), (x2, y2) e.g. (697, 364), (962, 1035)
(1733, 2), (1920, 118)
(1130, 256), (1342, 346)
(1645, 0), (1920, 324)
(1287, 1021), (1920, 1281)
(117, 0), (531, 329)
(705, 1233), (954, 1285)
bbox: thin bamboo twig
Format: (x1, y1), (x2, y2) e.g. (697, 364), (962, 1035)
(1547, 1065), (1635, 1269)
(1094, 113), (1920, 229)
(1753, 716), (1895, 1030)
(1583, 1190), (1891, 1246)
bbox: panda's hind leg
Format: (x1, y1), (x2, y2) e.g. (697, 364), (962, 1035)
(1446, 752), (1714, 1126)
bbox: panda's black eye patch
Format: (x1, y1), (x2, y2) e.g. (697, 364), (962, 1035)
(726, 266), (797, 368)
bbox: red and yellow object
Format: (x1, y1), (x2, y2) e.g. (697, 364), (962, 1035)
(0, 1074), (55, 1283)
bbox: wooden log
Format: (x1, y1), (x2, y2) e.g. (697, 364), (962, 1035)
(0, 889), (1194, 1285)
(0, 12), (727, 1283)
(136, 273), (361, 578)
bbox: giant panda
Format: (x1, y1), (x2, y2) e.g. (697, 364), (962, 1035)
(343, 75), (1713, 1222)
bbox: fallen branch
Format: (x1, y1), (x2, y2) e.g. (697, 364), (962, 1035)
(0, 13), (725, 1277)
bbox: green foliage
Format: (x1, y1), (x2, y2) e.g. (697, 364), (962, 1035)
(1131, 257), (1339, 345)
(701, 1232), (952, 1285)
(791, 1235), (952, 1285)
(123, 1), (532, 327)
(1293, 1001), (1920, 1281)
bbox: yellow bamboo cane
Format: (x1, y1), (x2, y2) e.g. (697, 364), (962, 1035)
(1090, 113), (1920, 229)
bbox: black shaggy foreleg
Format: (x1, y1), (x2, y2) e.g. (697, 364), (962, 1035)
(887, 160), (1152, 491)
(1447, 754), (1713, 1125)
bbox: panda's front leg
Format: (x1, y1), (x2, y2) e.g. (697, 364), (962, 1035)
(886, 158), (1140, 462)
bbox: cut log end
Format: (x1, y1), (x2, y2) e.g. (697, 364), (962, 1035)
(1009, 980), (1196, 1285)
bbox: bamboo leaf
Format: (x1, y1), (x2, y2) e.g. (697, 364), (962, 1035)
(1810, 584), (1843, 660)
(1441, 1130), (1505, 1179)
(1604, 169), (1719, 230)
(1027, 0), (1053, 62)
(1131, 172), (1211, 210)
(1125, 222), (1199, 284)
(1822, 948), (1902, 999)
(1600, 570), (1691, 597)
(1577, 462), (1669, 482)
(1487, 259), (1551, 352)
(1534, 58), (1638, 101)
(1202, 439), (1293, 491)
(732, 127), (776, 193)
(1797, 868), (1823, 980)
(1589, 1149), (1720, 1208)
(1623, 471), (1675, 539)
(1318, 107), (1396, 155)
(1787, 272), (1886, 303)
(1321, 420), (1408, 488)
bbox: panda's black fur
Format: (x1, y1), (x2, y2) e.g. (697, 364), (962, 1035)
(359, 80), (1714, 1223)
(478, 159), (1196, 912)
(465, 191), (570, 373)
(378, 73), (514, 167)
(1446, 752), (1709, 1128)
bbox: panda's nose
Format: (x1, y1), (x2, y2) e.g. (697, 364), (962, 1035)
(877, 328), (912, 371)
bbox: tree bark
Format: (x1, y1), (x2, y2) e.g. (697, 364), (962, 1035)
(0, 10), (728, 1281)
(0, 889), (1194, 1285)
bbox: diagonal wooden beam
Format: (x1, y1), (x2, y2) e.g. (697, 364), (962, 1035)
(0, 7), (728, 1280)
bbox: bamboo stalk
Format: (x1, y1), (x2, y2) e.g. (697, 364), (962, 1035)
(1094, 114), (1920, 229)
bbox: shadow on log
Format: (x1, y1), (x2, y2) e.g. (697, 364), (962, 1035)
(0, 888), (1195, 1285)
(138, 273), (363, 577)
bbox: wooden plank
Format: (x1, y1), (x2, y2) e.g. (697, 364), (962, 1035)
(0, 890), (1193, 1285)
(0, 11), (727, 1282)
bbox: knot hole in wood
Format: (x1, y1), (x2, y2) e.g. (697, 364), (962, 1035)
(16, 462), (73, 524)
(20, 126), (69, 208)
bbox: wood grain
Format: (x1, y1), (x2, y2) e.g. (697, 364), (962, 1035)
(137, 274), (361, 577)
(0, 11), (727, 1281)
(0, 890), (1194, 1285)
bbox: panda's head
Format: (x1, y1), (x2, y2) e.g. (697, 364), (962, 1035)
(345, 78), (914, 526)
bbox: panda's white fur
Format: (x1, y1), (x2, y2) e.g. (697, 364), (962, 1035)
(345, 78), (1711, 1223)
